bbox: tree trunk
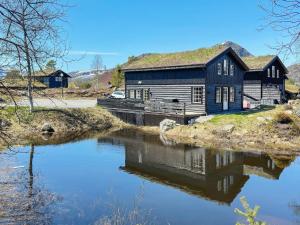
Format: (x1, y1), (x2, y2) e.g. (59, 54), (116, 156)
(23, 29), (34, 113)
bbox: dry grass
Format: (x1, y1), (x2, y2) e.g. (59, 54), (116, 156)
(123, 45), (227, 70)
(0, 106), (127, 148)
(242, 55), (275, 70)
(285, 79), (300, 93)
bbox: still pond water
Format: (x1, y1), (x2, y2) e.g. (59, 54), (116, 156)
(0, 130), (300, 225)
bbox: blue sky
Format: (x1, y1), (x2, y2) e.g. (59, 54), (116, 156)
(62, 0), (298, 72)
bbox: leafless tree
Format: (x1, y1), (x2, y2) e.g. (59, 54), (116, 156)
(91, 55), (103, 90)
(0, 0), (68, 112)
(260, 0), (300, 57)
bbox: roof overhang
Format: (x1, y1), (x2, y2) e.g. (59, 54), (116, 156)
(122, 64), (206, 72)
(206, 47), (249, 71)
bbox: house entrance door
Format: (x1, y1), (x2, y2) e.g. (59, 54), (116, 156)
(223, 87), (229, 111)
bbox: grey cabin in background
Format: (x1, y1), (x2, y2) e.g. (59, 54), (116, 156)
(242, 56), (288, 107)
(123, 46), (249, 115)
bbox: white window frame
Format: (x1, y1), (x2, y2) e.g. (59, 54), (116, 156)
(229, 87), (235, 102)
(129, 90), (135, 99)
(143, 89), (150, 101)
(55, 77), (62, 82)
(230, 64), (234, 76)
(277, 69), (280, 78)
(224, 59), (229, 76)
(192, 86), (204, 104)
(267, 68), (271, 78)
(217, 63), (222, 75)
(135, 89), (142, 99)
(216, 87), (222, 103)
(272, 66), (276, 78)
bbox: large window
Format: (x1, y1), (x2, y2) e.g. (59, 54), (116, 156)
(55, 77), (62, 82)
(272, 66), (276, 78)
(229, 87), (235, 102)
(217, 63), (222, 75)
(216, 87), (222, 103)
(143, 89), (150, 101)
(230, 64), (234, 76)
(277, 69), (280, 78)
(135, 90), (142, 99)
(192, 86), (204, 104)
(129, 90), (135, 99)
(224, 59), (229, 75)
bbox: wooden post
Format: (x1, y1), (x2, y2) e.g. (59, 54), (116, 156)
(183, 102), (186, 117)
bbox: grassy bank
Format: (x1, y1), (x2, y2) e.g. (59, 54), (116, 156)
(164, 104), (300, 155)
(0, 106), (127, 148)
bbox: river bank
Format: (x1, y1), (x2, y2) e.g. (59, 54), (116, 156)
(0, 106), (127, 149)
(163, 102), (300, 155)
(1, 102), (300, 155)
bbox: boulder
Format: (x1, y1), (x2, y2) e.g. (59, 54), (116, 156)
(294, 108), (300, 117)
(160, 119), (177, 133)
(221, 124), (235, 133)
(0, 119), (11, 128)
(194, 115), (214, 124)
(41, 123), (55, 133)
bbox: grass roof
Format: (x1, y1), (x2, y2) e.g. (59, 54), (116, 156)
(242, 55), (275, 70)
(123, 45), (228, 70)
(0, 78), (47, 88)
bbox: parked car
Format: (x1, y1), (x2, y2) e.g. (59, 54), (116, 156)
(110, 91), (125, 99)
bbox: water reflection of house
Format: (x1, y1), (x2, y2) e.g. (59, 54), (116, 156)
(98, 131), (285, 205)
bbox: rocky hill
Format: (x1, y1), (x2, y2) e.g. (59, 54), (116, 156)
(287, 64), (300, 85)
(215, 41), (253, 57)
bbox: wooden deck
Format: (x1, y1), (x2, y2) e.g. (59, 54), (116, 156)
(97, 98), (200, 125)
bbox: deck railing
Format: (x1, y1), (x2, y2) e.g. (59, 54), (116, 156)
(97, 98), (186, 115)
(144, 100), (186, 115)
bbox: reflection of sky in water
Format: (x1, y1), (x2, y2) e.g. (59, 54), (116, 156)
(1, 132), (299, 225)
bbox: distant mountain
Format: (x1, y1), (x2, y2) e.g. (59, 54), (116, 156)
(69, 69), (106, 81)
(216, 41), (253, 57)
(287, 64), (300, 85)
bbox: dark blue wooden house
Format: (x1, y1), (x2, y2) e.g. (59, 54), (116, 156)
(33, 70), (70, 88)
(123, 46), (249, 115)
(242, 56), (288, 107)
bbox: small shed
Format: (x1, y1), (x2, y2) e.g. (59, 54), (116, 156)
(33, 70), (71, 88)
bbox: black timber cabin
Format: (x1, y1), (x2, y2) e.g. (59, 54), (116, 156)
(123, 46), (249, 115)
(243, 56), (288, 107)
(33, 70), (71, 88)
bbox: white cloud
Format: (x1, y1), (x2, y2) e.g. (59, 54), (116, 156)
(68, 50), (119, 56)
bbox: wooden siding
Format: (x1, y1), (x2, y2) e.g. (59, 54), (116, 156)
(206, 52), (245, 114)
(125, 68), (205, 85)
(262, 84), (283, 102)
(243, 80), (261, 103)
(126, 84), (206, 114)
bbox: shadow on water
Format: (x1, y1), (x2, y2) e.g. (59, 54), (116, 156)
(98, 130), (295, 205)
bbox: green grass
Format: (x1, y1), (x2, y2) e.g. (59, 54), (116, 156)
(209, 106), (276, 125)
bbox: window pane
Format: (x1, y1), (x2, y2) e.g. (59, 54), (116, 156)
(277, 70), (280, 78)
(136, 90), (141, 99)
(230, 64), (234, 76)
(192, 87), (203, 104)
(217, 63), (222, 75)
(224, 60), (228, 75)
(272, 66), (276, 78)
(216, 87), (222, 103)
(129, 90), (135, 99)
(267, 68), (271, 77)
(143, 89), (150, 101)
